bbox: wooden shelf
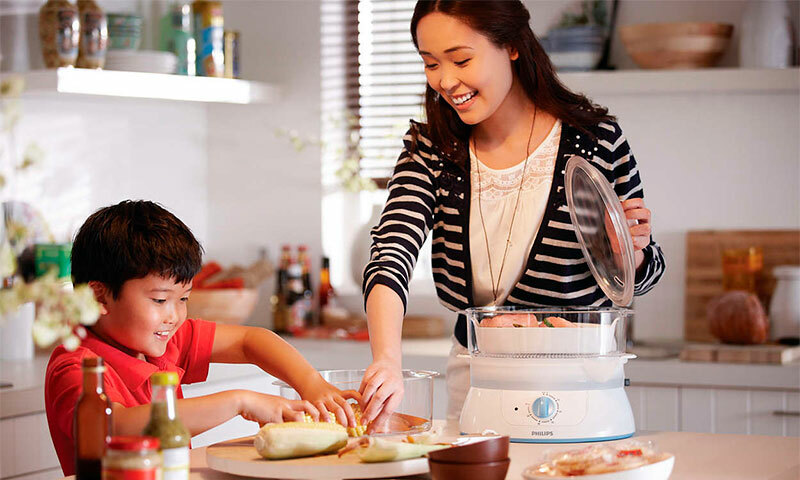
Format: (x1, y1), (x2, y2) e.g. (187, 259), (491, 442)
(558, 67), (800, 95)
(9, 68), (280, 104)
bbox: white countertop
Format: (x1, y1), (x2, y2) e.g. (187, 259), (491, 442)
(179, 420), (800, 480)
(4, 337), (799, 419)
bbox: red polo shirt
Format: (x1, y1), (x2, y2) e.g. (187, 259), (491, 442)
(45, 318), (216, 476)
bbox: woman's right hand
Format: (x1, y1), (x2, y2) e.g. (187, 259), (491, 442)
(358, 360), (404, 433)
(238, 390), (320, 427)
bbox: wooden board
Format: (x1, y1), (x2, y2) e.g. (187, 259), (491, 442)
(206, 436), (430, 479)
(680, 343), (800, 364)
(684, 230), (800, 342)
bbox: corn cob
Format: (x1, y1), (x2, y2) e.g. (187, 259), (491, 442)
(254, 421), (348, 460)
(303, 403), (368, 437)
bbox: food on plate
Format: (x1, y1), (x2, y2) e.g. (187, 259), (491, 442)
(304, 403), (367, 437)
(528, 441), (671, 476)
(481, 314), (577, 328)
(707, 290), (768, 344)
(338, 434), (449, 463)
(254, 421), (348, 460)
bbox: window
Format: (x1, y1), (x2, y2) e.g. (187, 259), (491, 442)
(320, 0), (433, 296)
(321, 0), (424, 189)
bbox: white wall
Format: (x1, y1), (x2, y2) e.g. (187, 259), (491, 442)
(204, 0), (323, 329)
(4, 95), (208, 248)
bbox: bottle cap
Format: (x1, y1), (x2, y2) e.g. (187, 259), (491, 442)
(107, 436), (160, 451)
(151, 371), (179, 386)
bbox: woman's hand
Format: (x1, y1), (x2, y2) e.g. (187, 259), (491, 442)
(298, 377), (362, 428)
(621, 198), (652, 269)
(359, 360), (404, 433)
(238, 390), (320, 427)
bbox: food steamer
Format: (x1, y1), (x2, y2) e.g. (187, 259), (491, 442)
(459, 155), (638, 443)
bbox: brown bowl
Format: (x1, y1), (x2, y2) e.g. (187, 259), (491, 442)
(427, 435), (509, 464)
(186, 288), (259, 325)
(619, 22), (733, 69)
(428, 458), (510, 480)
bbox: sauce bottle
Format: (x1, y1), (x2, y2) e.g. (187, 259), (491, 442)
(143, 372), (190, 480)
(75, 356), (112, 480)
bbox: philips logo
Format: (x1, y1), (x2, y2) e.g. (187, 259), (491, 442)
(531, 430), (554, 436)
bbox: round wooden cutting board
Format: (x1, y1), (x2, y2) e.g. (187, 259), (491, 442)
(205, 436), (430, 479)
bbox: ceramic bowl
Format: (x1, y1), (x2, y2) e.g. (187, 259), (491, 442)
(619, 22), (733, 69)
(428, 436), (509, 464)
(523, 454), (675, 480)
(429, 458), (511, 480)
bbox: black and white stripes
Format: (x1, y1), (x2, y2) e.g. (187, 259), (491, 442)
(363, 120), (666, 347)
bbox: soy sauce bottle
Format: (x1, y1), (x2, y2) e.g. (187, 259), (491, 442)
(74, 357), (112, 480)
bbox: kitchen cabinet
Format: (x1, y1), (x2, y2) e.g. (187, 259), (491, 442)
(0, 413), (61, 480)
(627, 385), (800, 436)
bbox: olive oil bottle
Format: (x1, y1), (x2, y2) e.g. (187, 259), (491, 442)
(143, 372), (189, 480)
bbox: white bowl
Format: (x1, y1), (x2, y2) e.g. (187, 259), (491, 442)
(523, 454), (675, 480)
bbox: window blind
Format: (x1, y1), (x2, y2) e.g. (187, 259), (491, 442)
(321, 0), (425, 188)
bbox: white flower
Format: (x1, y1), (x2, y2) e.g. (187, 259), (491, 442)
(0, 76), (25, 98)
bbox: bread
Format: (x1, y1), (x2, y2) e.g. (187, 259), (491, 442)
(707, 291), (769, 344)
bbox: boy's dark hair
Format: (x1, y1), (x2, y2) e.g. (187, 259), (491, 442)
(71, 200), (203, 298)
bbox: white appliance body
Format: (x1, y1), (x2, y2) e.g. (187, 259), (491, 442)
(459, 356), (635, 443)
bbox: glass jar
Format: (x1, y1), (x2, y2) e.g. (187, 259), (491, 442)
(102, 436), (162, 480)
(721, 246), (763, 293)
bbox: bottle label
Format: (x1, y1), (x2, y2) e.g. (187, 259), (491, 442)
(102, 468), (159, 480)
(162, 446), (190, 480)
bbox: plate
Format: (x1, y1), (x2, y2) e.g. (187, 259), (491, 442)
(206, 436), (430, 480)
(522, 454), (675, 480)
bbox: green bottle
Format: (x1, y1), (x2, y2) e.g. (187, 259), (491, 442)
(143, 372), (190, 480)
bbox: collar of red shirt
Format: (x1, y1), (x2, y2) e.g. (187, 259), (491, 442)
(80, 330), (185, 392)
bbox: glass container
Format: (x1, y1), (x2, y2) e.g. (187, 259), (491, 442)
(273, 369), (436, 435)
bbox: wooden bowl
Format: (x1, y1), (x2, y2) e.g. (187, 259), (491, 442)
(428, 436), (509, 464)
(187, 288), (259, 324)
(619, 22), (733, 69)
(428, 458), (510, 480)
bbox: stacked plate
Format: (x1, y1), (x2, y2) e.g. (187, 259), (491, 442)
(104, 50), (178, 74)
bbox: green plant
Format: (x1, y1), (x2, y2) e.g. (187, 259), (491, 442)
(556, 0), (608, 28)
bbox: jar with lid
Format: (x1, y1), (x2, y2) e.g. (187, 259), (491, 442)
(769, 265), (800, 344)
(102, 436), (161, 480)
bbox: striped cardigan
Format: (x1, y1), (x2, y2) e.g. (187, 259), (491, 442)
(362, 119), (666, 347)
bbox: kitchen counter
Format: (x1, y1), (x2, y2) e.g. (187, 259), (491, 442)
(184, 420), (800, 480)
(3, 337), (799, 419)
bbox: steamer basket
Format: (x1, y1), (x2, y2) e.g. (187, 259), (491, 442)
(467, 306), (629, 357)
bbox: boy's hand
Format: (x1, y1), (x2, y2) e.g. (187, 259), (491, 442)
(300, 377), (362, 428)
(238, 390), (320, 427)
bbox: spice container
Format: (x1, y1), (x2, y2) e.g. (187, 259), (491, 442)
(102, 436), (161, 480)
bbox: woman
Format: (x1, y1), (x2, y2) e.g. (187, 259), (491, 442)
(358, 0), (666, 428)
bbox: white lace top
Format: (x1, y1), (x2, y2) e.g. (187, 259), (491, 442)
(469, 120), (561, 306)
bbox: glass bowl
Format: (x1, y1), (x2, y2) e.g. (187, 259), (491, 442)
(273, 369), (437, 435)
(466, 306), (629, 356)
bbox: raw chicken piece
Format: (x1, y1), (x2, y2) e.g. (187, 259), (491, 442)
(480, 314), (537, 327)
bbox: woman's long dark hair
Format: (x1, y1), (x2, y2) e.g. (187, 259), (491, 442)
(410, 0), (615, 166)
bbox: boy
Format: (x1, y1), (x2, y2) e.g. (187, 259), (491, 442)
(45, 200), (359, 475)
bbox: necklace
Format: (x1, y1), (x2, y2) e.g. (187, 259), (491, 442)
(474, 106), (538, 306)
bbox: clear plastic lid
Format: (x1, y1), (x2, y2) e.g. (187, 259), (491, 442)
(564, 155), (635, 307)
(466, 306), (630, 357)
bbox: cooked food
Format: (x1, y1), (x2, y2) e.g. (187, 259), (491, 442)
(528, 441), (671, 476)
(254, 421), (348, 460)
(481, 314), (576, 328)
